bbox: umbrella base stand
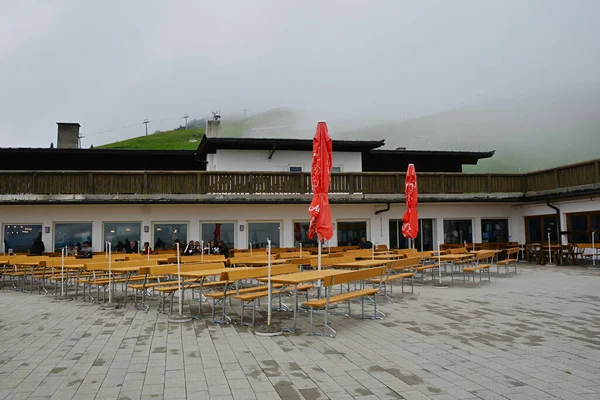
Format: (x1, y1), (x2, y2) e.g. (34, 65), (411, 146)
(254, 324), (283, 337)
(168, 313), (192, 323)
(99, 302), (121, 310)
(432, 278), (449, 289)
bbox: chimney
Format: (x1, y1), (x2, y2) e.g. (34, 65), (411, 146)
(205, 120), (221, 138)
(57, 122), (81, 149)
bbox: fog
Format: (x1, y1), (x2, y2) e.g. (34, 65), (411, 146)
(0, 0), (599, 148)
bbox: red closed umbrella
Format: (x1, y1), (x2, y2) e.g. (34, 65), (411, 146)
(213, 223), (221, 242)
(308, 121), (334, 243)
(402, 164), (419, 240)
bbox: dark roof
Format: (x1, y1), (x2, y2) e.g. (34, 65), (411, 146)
(0, 148), (201, 171)
(362, 149), (495, 173)
(370, 149), (495, 158)
(196, 136), (385, 155)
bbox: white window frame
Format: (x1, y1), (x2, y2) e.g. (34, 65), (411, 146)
(102, 221), (142, 251)
(336, 219), (370, 246)
(151, 221), (190, 248)
(480, 217), (511, 243)
(247, 220), (283, 248)
(1, 223), (43, 253)
(442, 218), (474, 245)
(53, 221), (94, 252)
(199, 220), (237, 248)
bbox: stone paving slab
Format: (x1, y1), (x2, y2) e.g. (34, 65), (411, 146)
(1, 265), (600, 399)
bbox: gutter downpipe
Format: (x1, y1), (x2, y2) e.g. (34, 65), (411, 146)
(546, 200), (563, 245)
(375, 202), (391, 247)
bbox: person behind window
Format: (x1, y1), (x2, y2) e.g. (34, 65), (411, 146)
(217, 240), (229, 258)
(155, 237), (165, 250)
(79, 241), (93, 258)
(194, 241), (202, 254)
(30, 233), (45, 255)
(183, 240), (195, 256)
(358, 237), (373, 249)
(126, 241), (138, 254)
(142, 241), (152, 255)
(66, 243), (76, 256)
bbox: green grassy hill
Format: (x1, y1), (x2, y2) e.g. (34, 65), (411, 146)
(98, 128), (205, 150)
(97, 108), (301, 150)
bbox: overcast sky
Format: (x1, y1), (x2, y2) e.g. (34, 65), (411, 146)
(1, 0), (598, 147)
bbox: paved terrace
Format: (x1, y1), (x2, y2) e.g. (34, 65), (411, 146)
(1, 266), (599, 400)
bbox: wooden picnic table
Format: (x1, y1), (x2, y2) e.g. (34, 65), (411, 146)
(237, 259), (289, 267)
(425, 254), (474, 261)
(356, 254), (405, 260)
(261, 269), (348, 333)
(329, 260), (390, 269)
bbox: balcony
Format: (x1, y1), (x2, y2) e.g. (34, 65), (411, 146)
(1, 159), (599, 204)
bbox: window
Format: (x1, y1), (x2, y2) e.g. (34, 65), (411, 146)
(201, 222), (235, 248)
(331, 166), (342, 173)
(525, 215), (558, 243)
(443, 219), (472, 244)
(337, 220), (367, 246)
(153, 223), (188, 250)
(54, 223), (92, 252)
(248, 222), (281, 248)
(392, 218), (436, 251)
(2, 224), (42, 252)
(288, 165), (303, 172)
(293, 221), (318, 247)
(480, 219), (509, 243)
(567, 211), (600, 242)
(103, 222), (141, 250)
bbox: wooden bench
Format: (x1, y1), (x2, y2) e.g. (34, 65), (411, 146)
(302, 266), (387, 337)
(495, 247), (519, 274)
(461, 251), (495, 284)
(129, 262), (226, 312)
(369, 257), (422, 296)
(208, 264), (299, 324)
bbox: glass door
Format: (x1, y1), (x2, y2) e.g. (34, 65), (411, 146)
(389, 219), (434, 251)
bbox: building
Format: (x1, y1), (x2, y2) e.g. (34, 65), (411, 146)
(1, 125), (599, 254)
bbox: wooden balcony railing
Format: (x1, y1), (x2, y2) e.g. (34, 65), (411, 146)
(1, 159), (599, 197)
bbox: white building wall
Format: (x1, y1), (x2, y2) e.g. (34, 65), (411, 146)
(0, 202), (546, 253)
(210, 149), (361, 172)
(518, 198), (600, 244)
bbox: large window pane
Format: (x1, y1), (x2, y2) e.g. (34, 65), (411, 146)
(3, 224), (42, 252)
(481, 219), (509, 243)
(415, 219), (435, 251)
(153, 223), (188, 250)
(389, 220), (400, 249)
(103, 222), (141, 251)
(293, 221), (318, 247)
(443, 220), (472, 244)
(248, 222), (280, 248)
(201, 222), (235, 248)
(543, 216), (558, 242)
(54, 223), (92, 252)
(527, 217), (542, 242)
(337, 221), (367, 247)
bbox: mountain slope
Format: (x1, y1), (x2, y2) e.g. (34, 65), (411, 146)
(339, 86), (600, 172)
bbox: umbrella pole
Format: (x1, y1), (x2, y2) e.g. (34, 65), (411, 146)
(100, 241), (120, 309)
(54, 246), (71, 301)
(168, 242), (192, 323)
(250, 242), (252, 257)
(254, 239), (282, 336)
(299, 242), (302, 258)
(201, 240), (204, 262)
(433, 240), (448, 289)
(317, 240), (322, 298)
(267, 239), (272, 326)
(547, 233), (555, 266)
